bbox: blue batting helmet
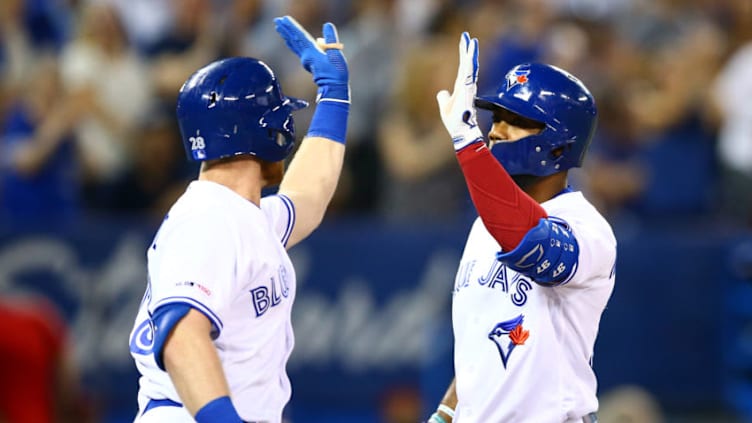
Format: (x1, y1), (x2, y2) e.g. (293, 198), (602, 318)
(176, 57), (308, 162)
(475, 63), (597, 176)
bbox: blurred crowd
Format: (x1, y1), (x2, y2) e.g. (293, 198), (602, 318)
(1, 0), (752, 227)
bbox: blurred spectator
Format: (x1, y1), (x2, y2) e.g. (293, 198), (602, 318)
(612, 0), (699, 52)
(579, 95), (647, 217)
(394, 0), (443, 40)
(147, 0), (221, 100)
(477, 0), (553, 96)
(223, 0), (266, 58)
(710, 38), (752, 226)
(583, 13), (725, 219)
(379, 384), (423, 423)
(0, 0), (71, 131)
(110, 0), (172, 54)
(0, 54), (80, 221)
(0, 296), (93, 423)
(21, 0), (72, 51)
(469, 0), (553, 133)
(0, 0), (70, 83)
(629, 21), (723, 217)
(58, 1), (153, 210)
(722, 0), (752, 52)
(1, 0), (37, 111)
(330, 0), (400, 213)
(102, 106), (197, 220)
(376, 37), (469, 222)
(239, 0), (328, 93)
(598, 385), (664, 423)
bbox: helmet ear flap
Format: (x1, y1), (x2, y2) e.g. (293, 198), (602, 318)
(259, 104), (298, 150)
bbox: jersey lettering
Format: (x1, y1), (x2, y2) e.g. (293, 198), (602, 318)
(129, 318), (154, 355)
(456, 259), (533, 306)
(453, 260), (475, 293)
(271, 276), (282, 307)
(251, 286), (271, 317)
(129, 280), (154, 355)
(488, 265), (508, 291)
(278, 266), (290, 297)
(478, 261), (509, 291)
(511, 276), (532, 306)
(250, 269), (291, 318)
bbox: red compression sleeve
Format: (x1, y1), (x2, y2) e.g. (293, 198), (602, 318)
(457, 143), (547, 251)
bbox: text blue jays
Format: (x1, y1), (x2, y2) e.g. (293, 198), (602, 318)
(454, 259), (532, 306)
(250, 266), (291, 317)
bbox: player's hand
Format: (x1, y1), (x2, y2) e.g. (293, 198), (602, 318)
(274, 16), (350, 103)
(436, 32), (483, 151)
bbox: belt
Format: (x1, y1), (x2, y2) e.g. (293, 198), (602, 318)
(582, 412), (598, 423)
(143, 398), (258, 423)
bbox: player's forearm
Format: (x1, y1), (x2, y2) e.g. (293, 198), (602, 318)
(273, 17), (349, 248)
(163, 309), (232, 417)
(457, 143), (547, 251)
(430, 378), (458, 423)
(279, 136), (345, 246)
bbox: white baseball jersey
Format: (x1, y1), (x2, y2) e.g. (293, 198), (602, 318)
(129, 180), (297, 423)
(452, 190), (616, 423)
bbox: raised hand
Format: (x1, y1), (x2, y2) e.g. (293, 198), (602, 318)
(436, 32), (483, 151)
(274, 16), (350, 103)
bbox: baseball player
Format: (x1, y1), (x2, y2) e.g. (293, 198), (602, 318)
(127, 16), (350, 423)
(427, 33), (617, 423)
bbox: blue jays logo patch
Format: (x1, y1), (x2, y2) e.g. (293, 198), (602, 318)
(488, 314), (530, 368)
(506, 67), (531, 91)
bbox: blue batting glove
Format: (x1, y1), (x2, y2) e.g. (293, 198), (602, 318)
(274, 16), (350, 103)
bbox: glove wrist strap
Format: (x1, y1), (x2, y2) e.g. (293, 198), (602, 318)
(307, 100), (349, 144)
(453, 129), (483, 152)
(317, 83), (350, 103)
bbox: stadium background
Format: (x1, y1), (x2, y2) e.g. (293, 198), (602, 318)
(1, 0), (752, 422)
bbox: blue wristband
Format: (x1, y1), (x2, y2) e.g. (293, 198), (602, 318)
(195, 396), (243, 423)
(307, 100), (349, 144)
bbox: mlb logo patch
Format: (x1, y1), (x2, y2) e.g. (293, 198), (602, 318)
(506, 67), (531, 90)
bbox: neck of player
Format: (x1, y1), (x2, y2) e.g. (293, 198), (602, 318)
(520, 171), (569, 203)
(199, 156), (264, 206)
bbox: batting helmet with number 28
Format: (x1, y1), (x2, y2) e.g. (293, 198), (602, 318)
(176, 57), (308, 163)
